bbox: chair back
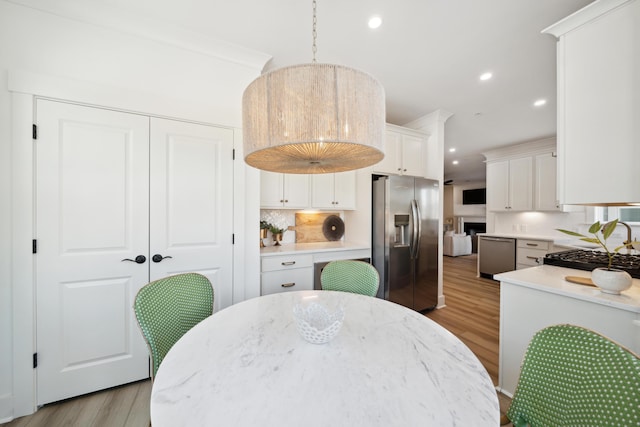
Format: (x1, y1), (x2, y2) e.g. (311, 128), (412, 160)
(507, 324), (640, 427)
(320, 260), (380, 297)
(134, 273), (214, 379)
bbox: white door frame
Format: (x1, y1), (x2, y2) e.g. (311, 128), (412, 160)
(9, 70), (261, 419)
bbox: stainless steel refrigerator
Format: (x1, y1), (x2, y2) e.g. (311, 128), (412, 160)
(372, 175), (439, 312)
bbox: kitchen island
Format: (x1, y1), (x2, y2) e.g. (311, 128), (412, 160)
(495, 265), (640, 396)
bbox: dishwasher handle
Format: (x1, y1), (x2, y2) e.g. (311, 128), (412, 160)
(481, 237), (515, 243)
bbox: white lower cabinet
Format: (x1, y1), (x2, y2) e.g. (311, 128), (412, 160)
(261, 254), (313, 295)
(516, 239), (551, 270)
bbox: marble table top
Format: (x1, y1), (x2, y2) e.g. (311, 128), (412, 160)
(151, 291), (499, 426)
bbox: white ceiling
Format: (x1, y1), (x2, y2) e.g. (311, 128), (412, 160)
(14, 0), (595, 183)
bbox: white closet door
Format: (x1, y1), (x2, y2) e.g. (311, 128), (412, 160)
(36, 100), (150, 405)
(149, 118), (234, 310)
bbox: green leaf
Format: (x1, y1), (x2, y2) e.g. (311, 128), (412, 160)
(588, 221), (602, 234)
(556, 229), (586, 238)
(579, 237), (600, 244)
(601, 219), (618, 240)
(612, 244), (626, 253)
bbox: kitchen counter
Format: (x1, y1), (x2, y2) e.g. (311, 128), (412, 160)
(496, 264), (640, 396)
(260, 241), (370, 257)
(479, 232), (600, 250)
(495, 265), (640, 313)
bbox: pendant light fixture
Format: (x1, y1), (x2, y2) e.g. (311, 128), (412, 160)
(242, 0), (386, 174)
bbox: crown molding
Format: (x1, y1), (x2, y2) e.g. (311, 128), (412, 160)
(6, 0), (271, 71)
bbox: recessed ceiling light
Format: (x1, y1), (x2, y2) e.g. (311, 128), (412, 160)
(368, 16), (382, 29)
(452, 160), (459, 165)
(534, 99), (547, 107)
(449, 148), (456, 153)
(479, 72), (493, 81)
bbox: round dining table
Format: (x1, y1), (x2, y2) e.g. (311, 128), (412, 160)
(150, 291), (499, 426)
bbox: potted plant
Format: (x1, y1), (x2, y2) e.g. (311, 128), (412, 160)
(268, 224), (286, 246)
(557, 219), (632, 294)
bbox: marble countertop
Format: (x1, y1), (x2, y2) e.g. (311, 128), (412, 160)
(478, 233), (605, 250)
(151, 291), (499, 426)
(261, 241), (370, 256)
(495, 265), (640, 313)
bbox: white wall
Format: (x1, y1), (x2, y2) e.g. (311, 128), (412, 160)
(452, 182), (487, 219)
(0, 1), (266, 420)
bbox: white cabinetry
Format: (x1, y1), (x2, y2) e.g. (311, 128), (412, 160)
(486, 157), (532, 212)
(516, 239), (551, 269)
(260, 171), (310, 209)
(374, 125), (427, 177)
(261, 254), (313, 295)
(543, 0), (640, 204)
(311, 171), (356, 210)
(483, 138), (572, 213)
(534, 152), (560, 211)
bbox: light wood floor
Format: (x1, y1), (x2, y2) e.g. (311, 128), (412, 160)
(3, 253), (510, 426)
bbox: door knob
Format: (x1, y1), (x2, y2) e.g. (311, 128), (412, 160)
(121, 255), (146, 264)
(152, 254), (173, 263)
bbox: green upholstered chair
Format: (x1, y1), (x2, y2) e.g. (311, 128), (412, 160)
(504, 324), (640, 427)
(134, 273), (214, 379)
(320, 260), (380, 297)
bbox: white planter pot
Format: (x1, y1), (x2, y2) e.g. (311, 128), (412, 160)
(591, 267), (633, 295)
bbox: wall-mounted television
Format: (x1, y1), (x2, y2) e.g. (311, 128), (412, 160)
(462, 188), (486, 205)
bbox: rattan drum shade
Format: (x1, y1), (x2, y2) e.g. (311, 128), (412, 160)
(242, 63), (385, 174)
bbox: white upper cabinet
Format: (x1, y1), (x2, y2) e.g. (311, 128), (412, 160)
(484, 138), (575, 213)
(543, 0), (640, 204)
(486, 157), (533, 212)
(374, 125), (428, 177)
(311, 172), (356, 210)
(260, 171), (310, 209)
(534, 152), (560, 211)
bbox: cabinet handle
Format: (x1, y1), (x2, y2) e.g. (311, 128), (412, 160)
(281, 261), (296, 266)
(334, 201), (338, 205)
(284, 199), (289, 203)
(526, 243), (539, 247)
(526, 256), (539, 260)
(403, 168), (407, 172)
(281, 282), (296, 288)
(280, 199), (284, 203)
(397, 168), (402, 171)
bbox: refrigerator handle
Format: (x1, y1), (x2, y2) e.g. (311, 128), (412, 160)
(410, 200), (420, 259)
(413, 199), (422, 259)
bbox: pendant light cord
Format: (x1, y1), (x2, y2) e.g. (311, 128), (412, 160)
(312, 0), (317, 63)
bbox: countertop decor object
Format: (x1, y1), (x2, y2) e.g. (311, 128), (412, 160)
(321, 215), (344, 241)
(293, 212), (341, 243)
(150, 291), (499, 426)
(293, 300), (344, 344)
(242, 0), (385, 174)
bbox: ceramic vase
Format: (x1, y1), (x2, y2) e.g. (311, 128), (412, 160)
(272, 233), (283, 246)
(591, 267), (632, 295)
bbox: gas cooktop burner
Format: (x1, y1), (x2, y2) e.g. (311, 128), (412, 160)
(543, 249), (640, 279)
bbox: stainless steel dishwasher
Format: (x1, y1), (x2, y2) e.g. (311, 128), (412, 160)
(478, 236), (516, 279)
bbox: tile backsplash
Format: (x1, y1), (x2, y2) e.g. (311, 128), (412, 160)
(260, 210), (296, 245)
